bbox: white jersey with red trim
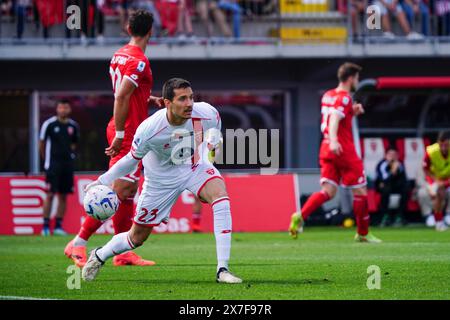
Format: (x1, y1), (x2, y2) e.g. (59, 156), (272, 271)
(131, 101), (222, 186)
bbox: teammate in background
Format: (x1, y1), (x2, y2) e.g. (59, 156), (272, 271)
(192, 195), (203, 232)
(65, 10), (162, 267)
(289, 62), (382, 243)
(39, 100), (80, 236)
(423, 130), (450, 231)
(82, 78), (242, 284)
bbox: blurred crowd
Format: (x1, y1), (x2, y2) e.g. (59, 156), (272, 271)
(0, 0), (277, 41)
(1, 0), (450, 41)
(340, 0), (450, 39)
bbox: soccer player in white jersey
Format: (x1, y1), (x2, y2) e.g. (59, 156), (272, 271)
(82, 78), (242, 284)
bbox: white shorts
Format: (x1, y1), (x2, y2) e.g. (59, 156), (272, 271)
(133, 164), (223, 227)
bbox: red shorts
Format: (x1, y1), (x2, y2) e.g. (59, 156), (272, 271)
(106, 123), (141, 183)
(319, 154), (367, 189)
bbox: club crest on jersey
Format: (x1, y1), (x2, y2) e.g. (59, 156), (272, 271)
(206, 169), (215, 175)
(131, 74), (138, 80)
(54, 126), (60, 133)
(164, 143), (170, 149)
(137, 61), (146, 72)
(67, 126), (74, 135)
(342, 96), (350, 105)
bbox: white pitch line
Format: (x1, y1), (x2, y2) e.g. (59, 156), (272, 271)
(0, 295), (60, 300)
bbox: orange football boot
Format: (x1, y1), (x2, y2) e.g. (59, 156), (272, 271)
(64, 240), (87, 268)
(113, 251), (156, 266)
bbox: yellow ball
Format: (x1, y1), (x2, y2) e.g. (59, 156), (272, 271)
(343, 218), (354, 228)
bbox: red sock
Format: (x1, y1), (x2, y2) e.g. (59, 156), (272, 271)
(78, 216), (103, 241)
(192, 212), (201, 226)
(353, 194), (370, 236)
(434, 211), (444, 222)
(112, 199), (134, 234)
(301, 191), (330, 220)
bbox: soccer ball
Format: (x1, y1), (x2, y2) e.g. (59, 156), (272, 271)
(83, 185), (119, 221)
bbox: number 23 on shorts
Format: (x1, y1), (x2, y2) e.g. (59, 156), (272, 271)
(137, 208), (159, 223)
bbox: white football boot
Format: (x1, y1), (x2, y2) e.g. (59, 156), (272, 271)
(435, 221), (448, 232)
(216, 267), (243, 284)
(82, 248), (105, 281)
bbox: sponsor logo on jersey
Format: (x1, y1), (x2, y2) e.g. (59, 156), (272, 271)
(131, 74), (138, 80)
(206, 169), (215, 175)
(137, 61), (146, 72)
(164, 143), (170, 149)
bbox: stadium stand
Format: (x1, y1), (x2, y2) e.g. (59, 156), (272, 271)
(0, 0), (449, 42)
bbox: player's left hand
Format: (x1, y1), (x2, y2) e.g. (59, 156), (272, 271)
(352, 103), (364, 116)
(148, 95), (164, 108)
(105, 137), (123, 157)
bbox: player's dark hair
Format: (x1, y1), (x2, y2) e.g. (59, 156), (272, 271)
(338, 62), (362, 83)
(128, 10), (154, 37)
(437, 130), (450, 142)
(386, 146), (398, 153)
(56, 99), (70, 107)
(162, 78), (192, 101)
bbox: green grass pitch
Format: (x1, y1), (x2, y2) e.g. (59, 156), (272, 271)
(0, 227), (449, 300)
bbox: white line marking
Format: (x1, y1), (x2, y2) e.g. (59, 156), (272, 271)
(0, 295), (60, 300)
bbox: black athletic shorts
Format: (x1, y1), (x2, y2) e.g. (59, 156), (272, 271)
(45, 162), (74, 194)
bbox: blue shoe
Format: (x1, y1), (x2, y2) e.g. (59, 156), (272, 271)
(41, 227), (50, 236)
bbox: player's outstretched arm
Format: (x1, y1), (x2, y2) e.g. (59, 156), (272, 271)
(85, 153), (140, 191)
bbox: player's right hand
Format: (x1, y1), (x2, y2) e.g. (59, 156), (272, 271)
(84, 180), (101, 192)
(105, 137), (123, 157)
(330, 140), (343, 156)
(352, 103), (365, 116)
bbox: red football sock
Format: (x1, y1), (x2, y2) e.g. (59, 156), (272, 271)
(112, 198), (134, 234)
(192, 212), (201, 225)
(434, 211), (444, 222)
(301, 191), (330, 220)
(78, 216), (103, 241)
(353, 194), (370, 236)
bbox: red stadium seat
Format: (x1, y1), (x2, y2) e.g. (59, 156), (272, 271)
(395, 138), (428, 180)
(361, 137), (389, 181)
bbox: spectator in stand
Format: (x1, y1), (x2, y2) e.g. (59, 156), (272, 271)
(176, 0), (194, 39)
(239, 0), (277, 16)
(76, 0), (106, 44)
(337, 0), (368, 38)
(432, 0), (450, 35)
(401, 0), (430, 36)
(218, 0), (242, 38)
(108, 0), (129, 35)
(375, 147), (409, 227)
(372, 0), (425, 38)
(1, 0), (13, 15)
(11, 0), (27, 39)
(129, 0), (162, 37)
(155, 0), (179, 36)
(196, 0), (232, 38)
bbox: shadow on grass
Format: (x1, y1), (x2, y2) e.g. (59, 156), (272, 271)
(99, 278), (332, 286)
